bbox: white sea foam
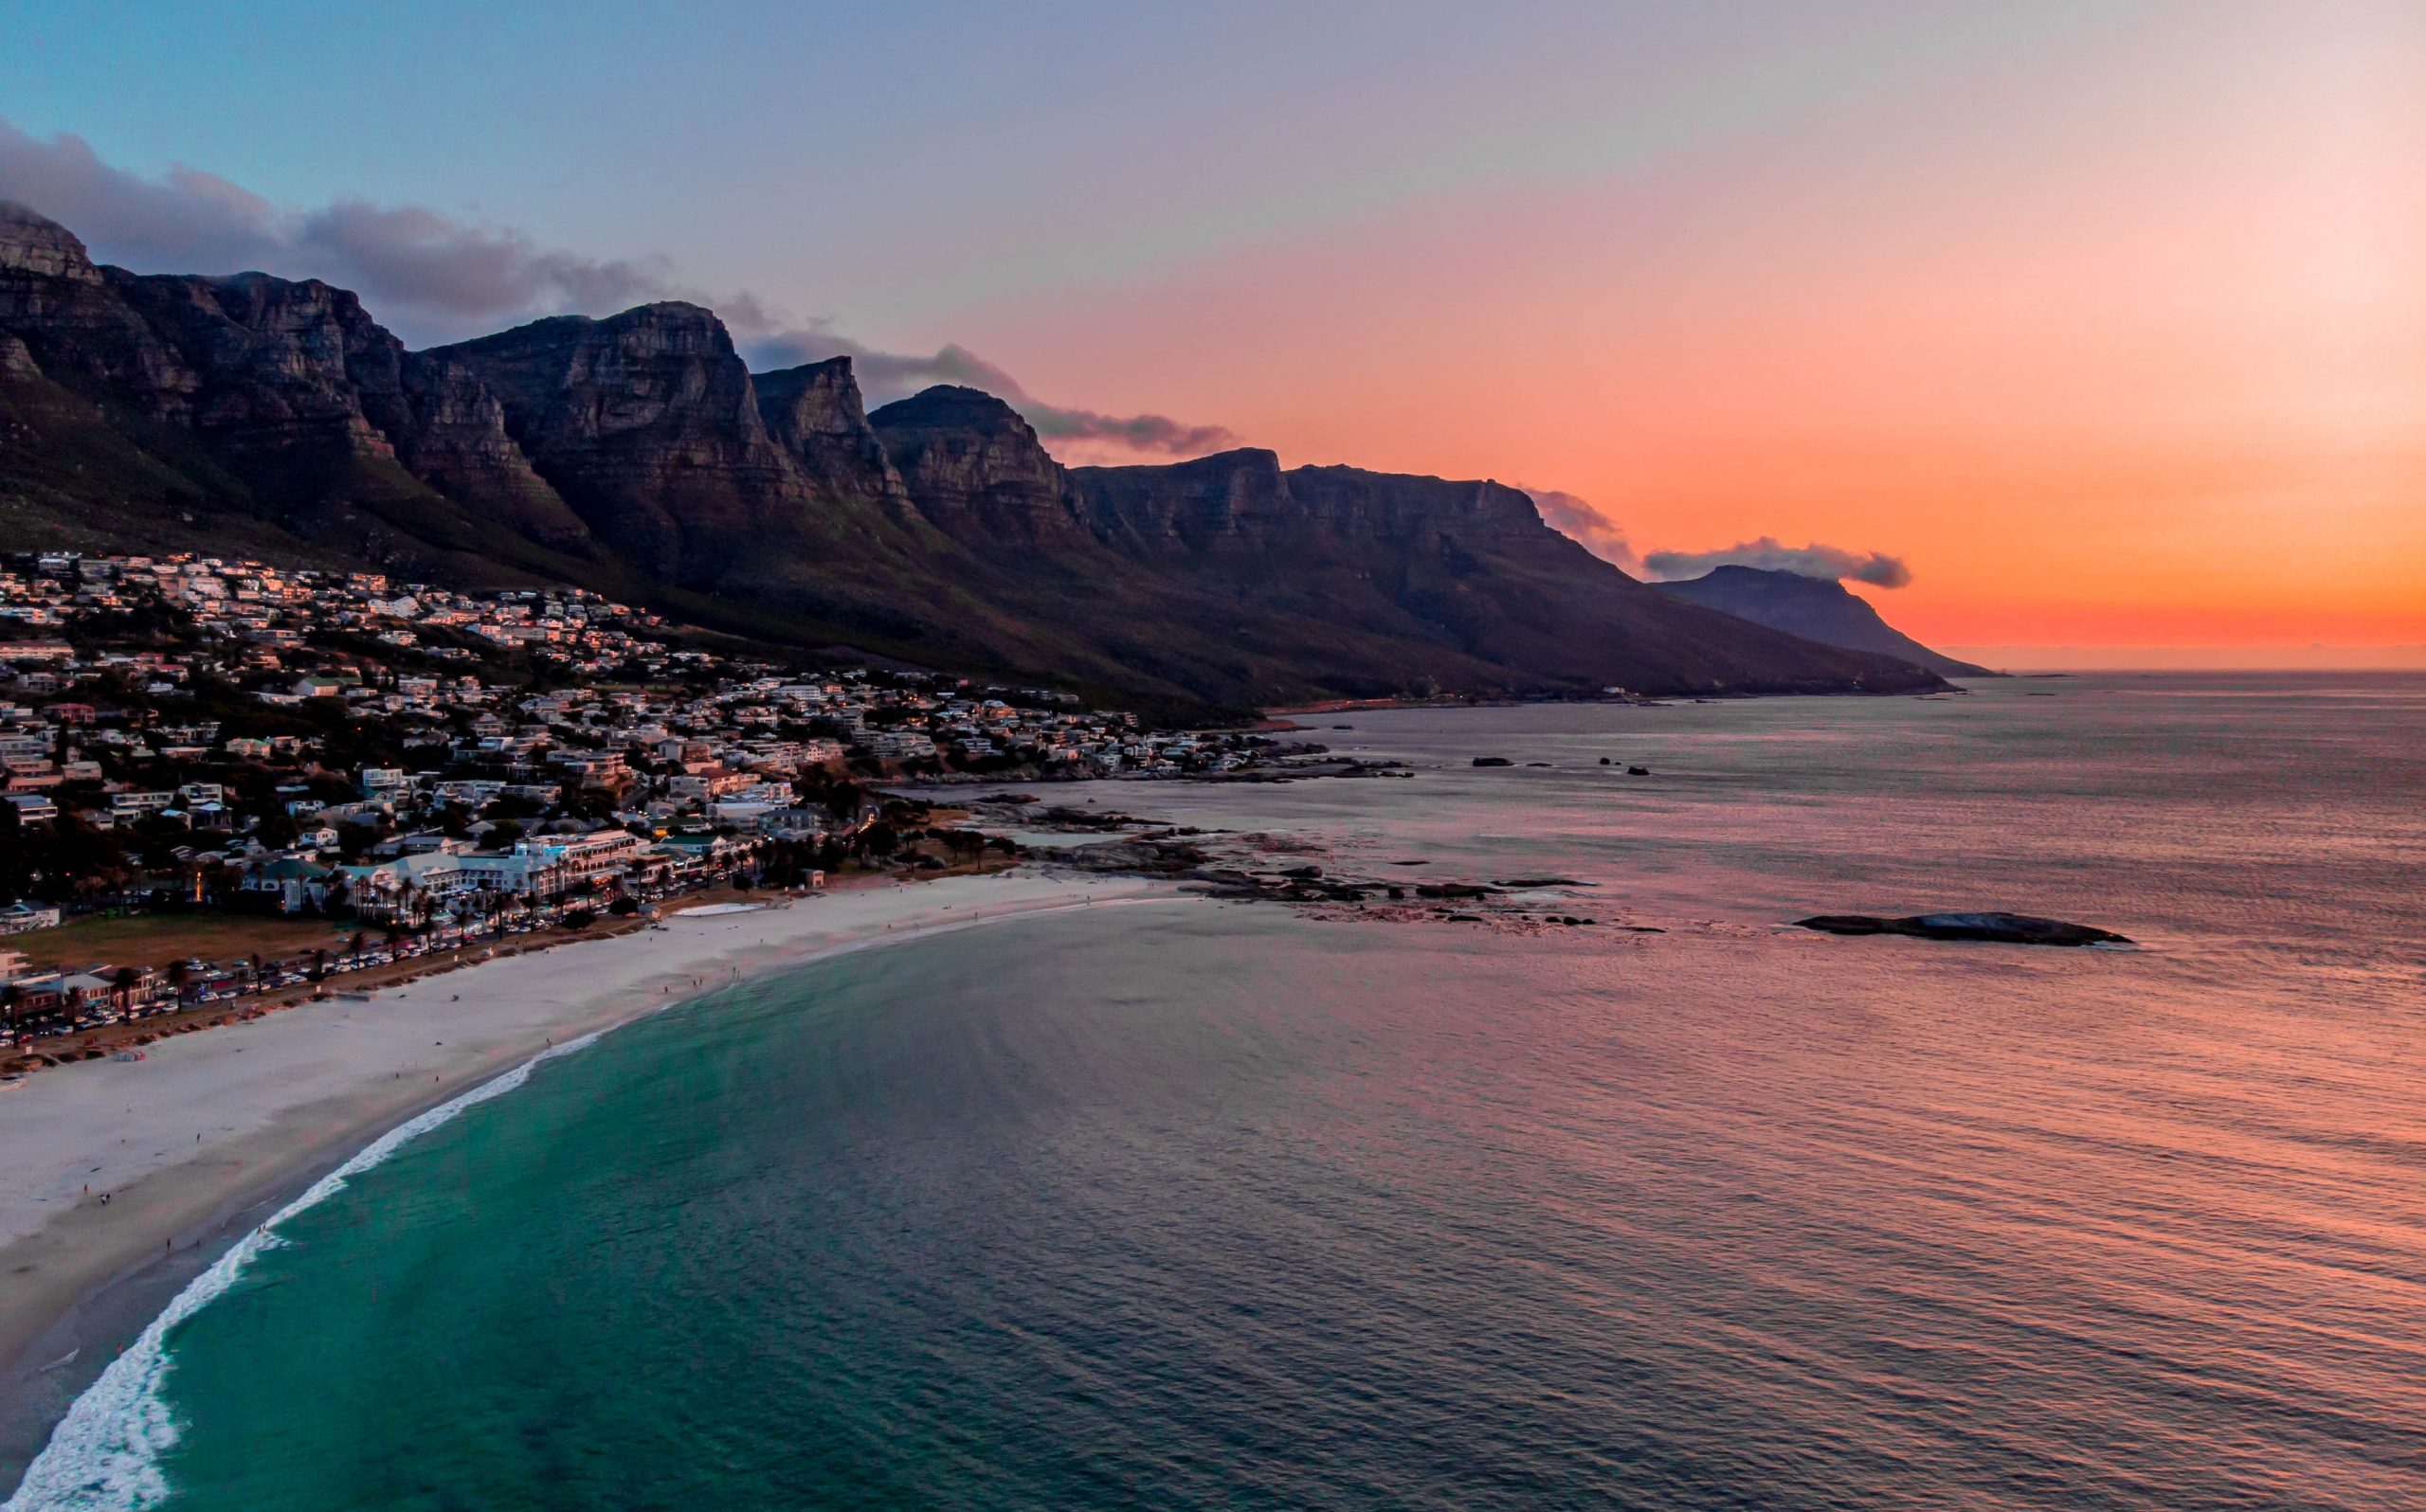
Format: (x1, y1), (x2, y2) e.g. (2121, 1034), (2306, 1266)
(4, 1032), (604, 1512)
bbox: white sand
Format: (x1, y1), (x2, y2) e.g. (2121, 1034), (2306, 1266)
(0, 871), (1178, 1380)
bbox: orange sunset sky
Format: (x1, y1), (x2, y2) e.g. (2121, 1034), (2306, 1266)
(938, 6), (2426, 665)
(6, 2), (2421, 664)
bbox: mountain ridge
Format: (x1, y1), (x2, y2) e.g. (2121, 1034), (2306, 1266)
(1656, 566), (1998, 678)
(0, 200), (1946, 712)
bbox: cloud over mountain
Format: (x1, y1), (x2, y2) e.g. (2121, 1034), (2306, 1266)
(0, 116), (1232, 459)
(1519, 488), (1644, 575)
(743, 324), (1232, 454)
(1644, 537), (1911, 587)
(0, 118), (668, 333)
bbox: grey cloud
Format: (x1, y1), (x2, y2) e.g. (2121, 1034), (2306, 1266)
(1642, 537), (1912, 587)
(0, 117), (1235, 458)
(1022, 399), (1236, 455)
(1520, 487), (1644, 575)
(740, 328), (1234, 457)
(286, 200), (669, 327)
(0, 118), (665, 338)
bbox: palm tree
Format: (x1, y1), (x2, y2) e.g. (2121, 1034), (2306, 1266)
(169, 959), (194, 1009)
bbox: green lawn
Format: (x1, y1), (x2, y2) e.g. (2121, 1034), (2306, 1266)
(8, 913), (351, 970)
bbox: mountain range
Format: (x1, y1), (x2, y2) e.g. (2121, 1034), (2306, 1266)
(0, 201), (1946, 714)
(1656, 567), (1996, 678)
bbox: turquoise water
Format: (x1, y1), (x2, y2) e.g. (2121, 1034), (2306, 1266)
(14, 675), (2426, 1509)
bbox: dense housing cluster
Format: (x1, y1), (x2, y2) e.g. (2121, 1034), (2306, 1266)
(0, 551), (1281, 1043)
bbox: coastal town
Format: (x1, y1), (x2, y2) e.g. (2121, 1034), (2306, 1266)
(0, 551), (1287, 1055)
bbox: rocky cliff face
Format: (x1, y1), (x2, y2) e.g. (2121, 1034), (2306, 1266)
(0, 199), (598, 564)
(1076, 447), (1294, 552)
(431, 304), (813, 579)
(0, 202), (201, 421)
(867, 386), (1083, 541)
(0, 199), (1949, 707)
(0, 201), (97, 283)
(107, 271), (403, 462)
(1073, 454), (1559, 560)
(1284, 466), (1555, 551)
(379, 352), (597, 549)
(753, 356), (913, 517)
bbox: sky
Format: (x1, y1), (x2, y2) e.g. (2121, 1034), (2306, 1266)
(3, 0), (2420, 664)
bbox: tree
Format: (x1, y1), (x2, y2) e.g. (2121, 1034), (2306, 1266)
(253, 809), (298, 849)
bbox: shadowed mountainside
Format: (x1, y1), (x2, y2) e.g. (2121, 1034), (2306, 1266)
(0, 201), (1945, 712)
(1657, 566), (1997, 678)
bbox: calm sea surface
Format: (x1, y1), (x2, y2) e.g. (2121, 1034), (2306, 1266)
(16, 674), (2426, 1509)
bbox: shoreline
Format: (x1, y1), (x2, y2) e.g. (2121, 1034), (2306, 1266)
(0, 869), (1182, 1496)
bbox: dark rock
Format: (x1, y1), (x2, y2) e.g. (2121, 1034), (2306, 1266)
(1040, 837), (1206, 873)
(1795, 912), (2131, 946)
(753, 355), (914, 518)
(1037, 806), (1139, 830)
(1473, 757), (1513, 767)
(867, 384), (1082, 540)
(1416, 882), (1499, 899)
(431, 303), (813, 579)
(1627, 766), (1650, 776)
(384, 350), (595, 548)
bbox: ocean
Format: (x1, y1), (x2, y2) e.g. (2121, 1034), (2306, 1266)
(13, 673), (2426, 1509)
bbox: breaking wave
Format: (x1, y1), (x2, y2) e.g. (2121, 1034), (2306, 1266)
(4, 1033), (605, 1512)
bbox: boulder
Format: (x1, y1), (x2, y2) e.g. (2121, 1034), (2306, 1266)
(1795, 912), (2130, 946)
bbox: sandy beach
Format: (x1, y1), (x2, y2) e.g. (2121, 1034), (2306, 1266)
(0, 869), (1178, 1484)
